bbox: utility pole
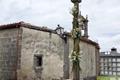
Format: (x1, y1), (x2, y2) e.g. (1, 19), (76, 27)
(70, 0), (82, 80)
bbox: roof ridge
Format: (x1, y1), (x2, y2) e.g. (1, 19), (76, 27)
(0, 21), (57, 33)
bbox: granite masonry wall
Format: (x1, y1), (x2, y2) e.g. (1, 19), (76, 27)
(68, 38), (99, 80)
(0, 25), (99, 80)
(17, 27), (99, 80)
(17, 27), (65, 80)
(0, 28), (19, 80)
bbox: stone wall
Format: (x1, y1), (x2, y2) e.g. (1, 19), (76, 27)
(0, 28), (19, 80)
(18, 27), (99, 80)
(18, 27), (65, 80)
(0, 26), (99, 80)
(63, 36), (70, 79)
(68, 38), (99, 79)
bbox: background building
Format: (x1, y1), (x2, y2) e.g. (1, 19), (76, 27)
(0, 21), (99, 80)
(99, 48), (120, 76)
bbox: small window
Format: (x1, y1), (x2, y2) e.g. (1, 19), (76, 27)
(112, 63), (116, 66)
(113, 72), (116, 75)
(117, 58), (120, 62)
(109, 58), (111, 62)
(112, 58), (116, 62)
(34, 54), (43, 67)
(112, 67), (116, 71)
(109, 71), (112, 75)
(117, 68), (120, 71)
(105, 71), (108, 75)
(117, 72), (120, 75)
(100, 71), (104, 75)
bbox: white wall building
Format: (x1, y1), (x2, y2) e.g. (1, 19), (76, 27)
(100, 48), (120, 76)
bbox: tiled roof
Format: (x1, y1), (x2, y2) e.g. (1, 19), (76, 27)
(0, 21), (56, 33)
(0, 22), (22, 30)
(64, 32), (100, 49)
(0, 21), (99, 48)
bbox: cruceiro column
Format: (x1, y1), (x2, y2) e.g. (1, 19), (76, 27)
(70, 0), (82, 80)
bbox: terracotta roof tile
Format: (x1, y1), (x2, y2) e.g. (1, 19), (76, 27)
(0, 21), (99, 48)
(0, 21), (56, 33)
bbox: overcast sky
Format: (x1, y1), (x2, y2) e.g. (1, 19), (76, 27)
(0, 0), (120, 52)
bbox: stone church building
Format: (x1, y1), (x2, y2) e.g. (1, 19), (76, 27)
(0, 20), (99, 80)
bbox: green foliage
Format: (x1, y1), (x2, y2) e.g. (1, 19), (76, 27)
(71, 28), (81, 39)
(70, 51), (81, 71)
(70, 0), (81, 79)
(97, 76), (120, 80)
(97, 76), (110, 80)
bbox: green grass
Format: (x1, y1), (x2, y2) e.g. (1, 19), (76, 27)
(97, 76), (120, 80)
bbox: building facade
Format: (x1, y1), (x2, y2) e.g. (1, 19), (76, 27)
(100, 48), (120, 76)
(0, 21), (99, 80)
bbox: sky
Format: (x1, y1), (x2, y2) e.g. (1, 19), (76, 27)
(0, 0), (120, 52)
